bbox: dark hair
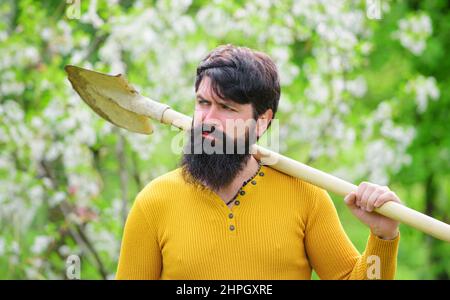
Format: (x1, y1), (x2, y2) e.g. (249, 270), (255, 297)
(195, 44), (280, 121)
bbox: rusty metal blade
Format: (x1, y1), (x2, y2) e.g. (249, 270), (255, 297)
(65, 65), (153, 134)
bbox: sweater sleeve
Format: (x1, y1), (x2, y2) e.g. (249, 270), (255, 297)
(304, 187), (400, 280)
(115, 197), (162, 280)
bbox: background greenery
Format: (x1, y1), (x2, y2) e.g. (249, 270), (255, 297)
(0, 0), (448, 279)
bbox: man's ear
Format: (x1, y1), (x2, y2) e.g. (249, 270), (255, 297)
(256, 109), (273, 138)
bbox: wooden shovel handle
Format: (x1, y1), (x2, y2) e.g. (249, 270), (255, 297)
(253, 145), (450, 242)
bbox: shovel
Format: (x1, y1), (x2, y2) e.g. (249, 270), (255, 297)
(65, 65), (450, 243)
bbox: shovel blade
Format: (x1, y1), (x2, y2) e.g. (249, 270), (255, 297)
(65, 65), (153, 135)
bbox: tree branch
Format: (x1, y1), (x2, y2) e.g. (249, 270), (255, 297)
(40, 159), (108, 279)
(115, 129), (129, 228)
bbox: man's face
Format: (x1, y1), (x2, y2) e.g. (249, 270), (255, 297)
(193, 76), (257, 148)
(180, 77), (260, 191)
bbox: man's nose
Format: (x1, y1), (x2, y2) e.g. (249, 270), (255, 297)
(201, 106), (222, 129)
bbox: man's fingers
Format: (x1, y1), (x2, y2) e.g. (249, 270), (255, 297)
(350, 182), (402, 213)
(356, 182), (368, 207)
(344, 191), (357, 206)
(374, 191), (400, 208)
(366, 190), (384, 212)
(359, 183), (374, 209)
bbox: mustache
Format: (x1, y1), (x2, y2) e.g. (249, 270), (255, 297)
(183, 124), (256, 155)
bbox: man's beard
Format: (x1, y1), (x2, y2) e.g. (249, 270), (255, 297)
(180, 124), (256, 192)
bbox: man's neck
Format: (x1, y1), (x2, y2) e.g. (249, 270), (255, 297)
(215, 156), (260, 204)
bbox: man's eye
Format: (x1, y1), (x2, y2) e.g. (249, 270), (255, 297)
(221, 104), (234, 111)
(198, 100), (210, 105)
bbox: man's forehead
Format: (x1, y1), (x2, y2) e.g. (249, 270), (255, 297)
(196, 78), (231, 104)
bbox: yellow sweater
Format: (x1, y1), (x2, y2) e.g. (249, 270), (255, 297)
(116, 165), (399, 280)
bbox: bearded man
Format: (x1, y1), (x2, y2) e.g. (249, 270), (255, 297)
(116, 45), (400, 280)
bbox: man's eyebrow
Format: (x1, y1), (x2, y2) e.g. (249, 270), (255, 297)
(196, 94), (234, 106)
(196, 94), (210, 101)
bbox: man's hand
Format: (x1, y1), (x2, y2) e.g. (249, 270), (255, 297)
(344, 182), (401, 240)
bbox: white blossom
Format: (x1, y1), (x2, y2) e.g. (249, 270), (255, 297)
(393, 13), (432, 56)
(80, 0), (104, 29)
(405, 75), (440, 113)
(31, 236), (53, 254)
(346, 76), (367, 98)
(0, 238), (5, 256)
(58, 245), (71, 257)
(49, 191), (66, 207)
(3, 100), (24, 122)
(305, 75), (329, 103)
